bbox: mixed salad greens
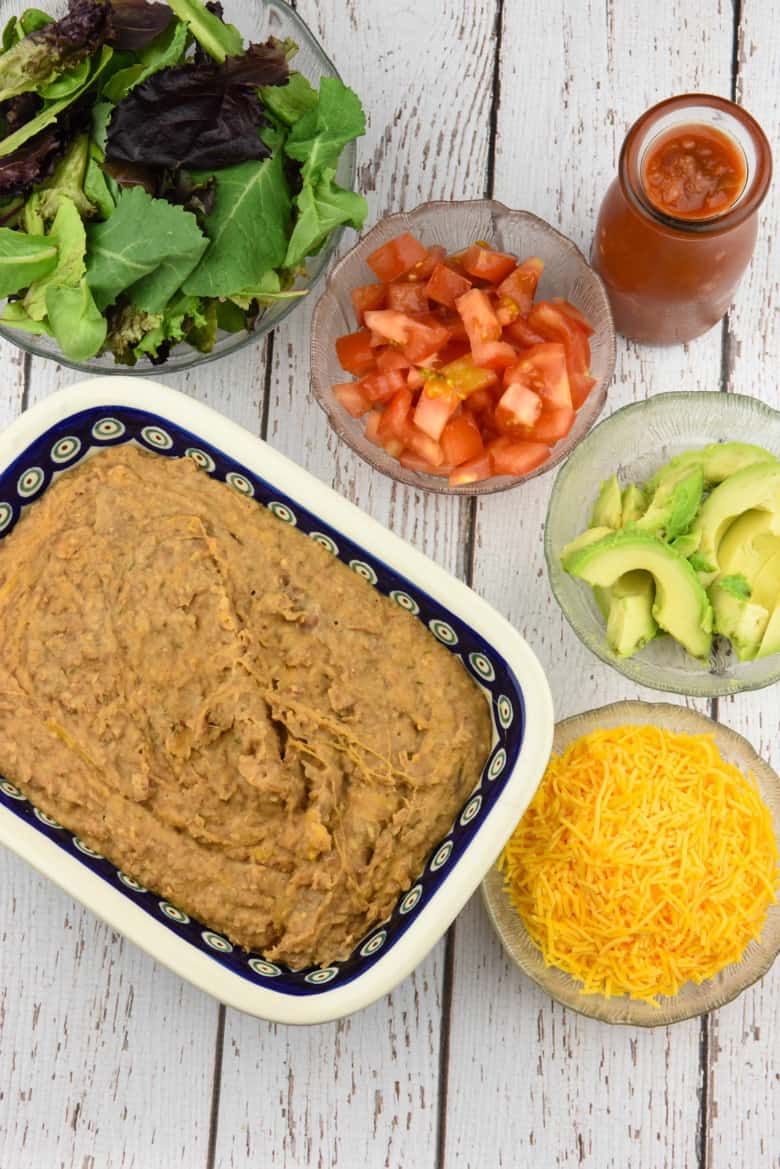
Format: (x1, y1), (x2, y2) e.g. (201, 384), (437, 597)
(0, 0), (367, 364)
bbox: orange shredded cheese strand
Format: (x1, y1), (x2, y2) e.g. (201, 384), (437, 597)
(499, 725), (780, 1004)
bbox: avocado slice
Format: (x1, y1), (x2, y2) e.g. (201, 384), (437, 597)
(718, 510), (780, 580)
(564, 530), (713, 659)
(647, 441), (777, 493)
(561, 526), (615, 567)
(590, 475), (623, 530)
(710, 577), (769, 661)
(758, 601), (780, 658)
(606, 571), (658, 657)
(692, 462), (780, 580)
(636, 468), (705, 541)
(750, 549), (780, 610)
(621, 483), (647, 526)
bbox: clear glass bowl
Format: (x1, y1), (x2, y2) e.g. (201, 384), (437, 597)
(0, 0), (356, 376)
(546, 391), (780, 696)
(310, 200), (616, 496)
(482, 700), (780, 1026)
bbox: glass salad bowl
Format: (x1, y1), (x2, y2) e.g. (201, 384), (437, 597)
(310, 200), (616, 496)
(482, 701), (780, 1026)
(0, 0), (357, 375)
(546, 391), (780, 696)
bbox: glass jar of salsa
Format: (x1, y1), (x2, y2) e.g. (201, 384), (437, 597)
(591, 94), (772, 344)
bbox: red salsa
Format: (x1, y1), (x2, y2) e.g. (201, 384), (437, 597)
(641, 123), (747, 220)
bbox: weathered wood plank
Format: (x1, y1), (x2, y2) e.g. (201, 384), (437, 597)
(445, 2), (733, 1166)
(213, 2), (498, 1166)
(706, 4), (780, 1165)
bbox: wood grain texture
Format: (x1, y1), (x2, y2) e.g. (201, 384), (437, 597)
(213, 3), (498, 1166)
(444, 3), (736, 1168)
(705, 4), (780, 1166)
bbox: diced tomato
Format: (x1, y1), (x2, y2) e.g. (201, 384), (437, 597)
(462, 244), (517, 284)
(378, 387), (413, 440)
(487, 437), (550, 477)
(436, 313), (468, 343)
(351, 284), (386, 326)
(382, 436), (405, 458)
(424, 262), (472, 308)
(528, 302), (589, 406)
(387, 282), (430, 314)
(526, 406), (576, 443)
(336, 329), (376, 377)
(367, 233), (429, 282)
(505, 317), (546, 347)
(376, 347), (410, 372)
(360, 369), (408, 404)
(456, 288), (502, 350)
(413, 386), (460, 440)
(405, 426), (445, 467)
(405, 244), (446, 282)
(571, 374), (597, 409)
(429, 339), (471, 367)
(401, 318), (451, 363)
(495, 383), (543, 432)
(333, 382), (371, 418)
(497, 258), (544, 316)
(407, 368), (425, 390)
(448, 452), (494, 487)
(463, 387), (496, 415)
(364, 410), (383, 445)
(471, 340), (518, 370)
(364, 309), (411, 345)
(440, 413), (484, 466)
(399, 451), (453, 476)
(553, 298), (595, 336)
(440, 355), (498, 397)
(504, 342), (571, 410)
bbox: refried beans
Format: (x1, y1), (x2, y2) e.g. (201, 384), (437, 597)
(0, 446), (491, 968)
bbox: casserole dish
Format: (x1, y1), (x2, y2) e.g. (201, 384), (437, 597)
(0, 378), (554, 1023)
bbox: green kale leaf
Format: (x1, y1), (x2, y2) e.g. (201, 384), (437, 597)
(0, 224), (57, 295)
(183, 149), (291, 297)
(85, 184), (206, 309)
(285, 166), (366, 267)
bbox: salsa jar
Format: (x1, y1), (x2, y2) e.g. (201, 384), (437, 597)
(591, 94), (772, 345)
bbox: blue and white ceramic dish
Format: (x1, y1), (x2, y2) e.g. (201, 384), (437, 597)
(0, 379), (554, 1024)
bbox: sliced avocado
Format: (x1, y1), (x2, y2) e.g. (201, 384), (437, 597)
(758, 601), (780, 658)
(636, 467), (704, 541)
(670, 531), (701, 559)
(594, 584), (612, 619)
(561, 526), (615, 568)
(621, 483), (647, 526)
(750, 549), (780, 610)
(647, 442), (777, 493)
(606, 571), (658, 657)
(564, 530), (713, 659)
(710, 578), (769, 661)
(692, 462), (780, 580)
(590, 475), (623, 530)
(718, 510), (780, 580)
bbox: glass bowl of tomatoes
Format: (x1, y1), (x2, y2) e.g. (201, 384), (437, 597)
(310, 200), (616, 494)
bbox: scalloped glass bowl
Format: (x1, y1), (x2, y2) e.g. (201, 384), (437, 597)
(482, 700), (780, 1026)
(0, 0), (355, 376)
(546, 391), (780, 696)
(310, 200), (616, 495)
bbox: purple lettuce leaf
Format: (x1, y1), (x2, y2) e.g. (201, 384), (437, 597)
(107, 0), (174, 52)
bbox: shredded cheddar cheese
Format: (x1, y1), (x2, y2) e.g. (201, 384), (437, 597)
(500, 725), (779, 1004)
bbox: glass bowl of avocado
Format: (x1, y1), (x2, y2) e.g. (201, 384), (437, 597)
(546, 391), (780, 696)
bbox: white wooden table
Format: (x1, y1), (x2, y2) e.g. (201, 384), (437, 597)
(1, 2), (778, 1166)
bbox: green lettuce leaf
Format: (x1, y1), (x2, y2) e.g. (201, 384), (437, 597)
(285, 167), (366, 267)
(0, 225), (57, 295)
(260, 71), (317, 127)
(2, 10), (54, 53)
(37, 56), (91, 101)
(134, 291), (206, 357)
(101, 18), (189, 103)
(83, 151), (116, 219)
(285, 77), (365, 183)
(0, 45), (114, 158)
(22, 134), (94, 232)
(165, 0), (241, 63)
(0, 298), (53, 335)
(183, 150), (291, 297)
(24, 193), (85, 319)
(45, 276), (106, 360)
(85, 184), (206, 309)
(0, 0), (108, 103)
